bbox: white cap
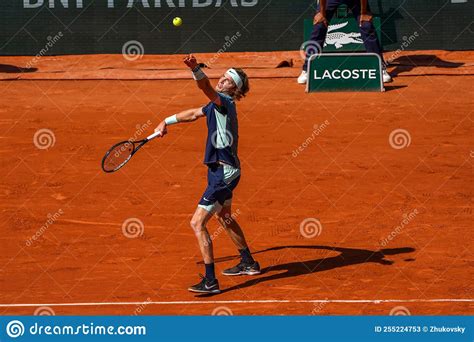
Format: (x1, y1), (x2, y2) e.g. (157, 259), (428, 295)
(225, 68), (243, 90)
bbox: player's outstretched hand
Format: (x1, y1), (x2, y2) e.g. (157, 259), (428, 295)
(154, 121), (168, 137)
(184, 54), (198, 69)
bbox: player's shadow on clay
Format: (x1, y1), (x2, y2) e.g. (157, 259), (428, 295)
(212, 245), (415, 294)
(389, 55), (465, 77)
(0, 64), (37, 73)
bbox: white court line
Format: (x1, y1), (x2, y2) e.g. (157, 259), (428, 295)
(1, 299), (473, 307)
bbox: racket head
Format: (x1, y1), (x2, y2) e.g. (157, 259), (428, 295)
(101, 140), (136, 173)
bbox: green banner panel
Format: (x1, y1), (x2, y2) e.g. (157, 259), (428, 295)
(304, 17), (382, 52)
(307, 53), (384, 93)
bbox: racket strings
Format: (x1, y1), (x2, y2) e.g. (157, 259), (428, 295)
(103, 141), (134, 172)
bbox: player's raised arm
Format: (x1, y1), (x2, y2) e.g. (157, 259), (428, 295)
(154, 107), (205, 137)
(184, 54), (222, 107)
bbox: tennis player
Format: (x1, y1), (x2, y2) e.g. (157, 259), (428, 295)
(154, 55), (261, 294)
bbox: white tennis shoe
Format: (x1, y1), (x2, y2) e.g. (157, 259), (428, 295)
(297, 70), (308, 84)
(383, 69), (393, 83)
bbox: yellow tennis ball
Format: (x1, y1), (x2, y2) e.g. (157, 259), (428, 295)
(173, 17), (183, 27)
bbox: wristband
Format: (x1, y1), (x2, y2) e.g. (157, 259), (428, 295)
(192, 66), (207, 81)
(164, 114), (179, 126)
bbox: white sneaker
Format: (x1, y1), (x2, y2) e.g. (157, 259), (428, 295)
(297, 70), (308, 84)
(382, 69), (392, 83)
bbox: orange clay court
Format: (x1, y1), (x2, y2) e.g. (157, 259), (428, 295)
(0, 50), (473, 315)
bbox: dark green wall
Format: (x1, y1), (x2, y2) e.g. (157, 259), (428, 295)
(0, 1), (472, 56)
(369, 0), (473, 51)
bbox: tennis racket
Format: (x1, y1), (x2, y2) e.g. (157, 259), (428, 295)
(101, 131), (161, 173)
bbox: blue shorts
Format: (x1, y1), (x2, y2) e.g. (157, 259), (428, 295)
(198, 163), (241, 213)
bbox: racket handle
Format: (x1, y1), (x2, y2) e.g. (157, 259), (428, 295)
(146, 131), (161, 141)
